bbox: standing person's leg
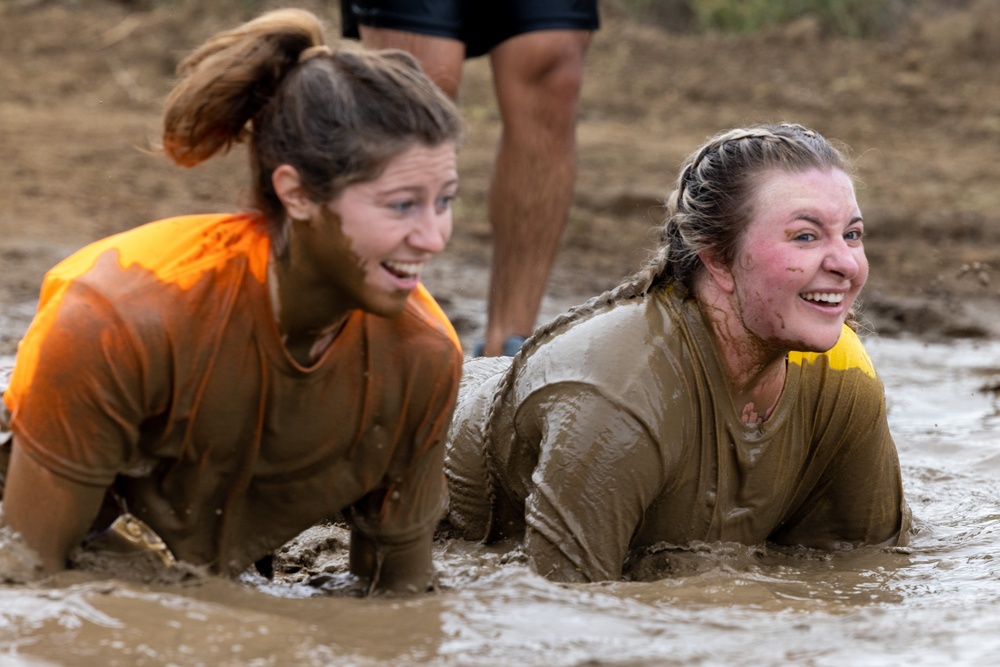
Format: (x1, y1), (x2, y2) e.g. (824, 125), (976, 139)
(341, 1), (466, 97)
(355, 27), (465, 99)
(483, 29), (592, 356)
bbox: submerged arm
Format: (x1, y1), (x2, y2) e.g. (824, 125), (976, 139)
(349, 526), (435, 594)
(520, 386), (665, 582)
(347, 322), (461, 594)
(346, 383), (454, 594)
(772, 378), (909, 548)
(2, 440), (106, 573)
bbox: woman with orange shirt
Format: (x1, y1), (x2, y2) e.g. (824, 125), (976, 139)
(0, 9), (463, 595)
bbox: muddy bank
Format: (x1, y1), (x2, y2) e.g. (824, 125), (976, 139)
(1, 0), (999, 352)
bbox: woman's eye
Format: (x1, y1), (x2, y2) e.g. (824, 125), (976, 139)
(845, 229), (864, 242)
(794, 232), (817, 242)
(436, 194), (456, 211)
(390, 200), (415, 214)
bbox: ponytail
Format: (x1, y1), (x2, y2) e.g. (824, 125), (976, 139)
(160, 9), (461, 255)
(162, 8), (325, 167)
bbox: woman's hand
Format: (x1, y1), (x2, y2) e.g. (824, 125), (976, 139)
(348, 528), (435, 595)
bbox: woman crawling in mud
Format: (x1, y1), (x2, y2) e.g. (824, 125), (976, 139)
(0, 9), (463, 594)
(444, 123), (911, 583)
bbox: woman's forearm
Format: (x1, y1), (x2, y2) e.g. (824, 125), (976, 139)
(1, 440), (105, 573)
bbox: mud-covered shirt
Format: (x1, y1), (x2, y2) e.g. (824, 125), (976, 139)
(445, 287), (909, 582)
(2, 213), (462, 575)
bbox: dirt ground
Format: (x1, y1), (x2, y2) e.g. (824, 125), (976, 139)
(1, 0), (999, 357)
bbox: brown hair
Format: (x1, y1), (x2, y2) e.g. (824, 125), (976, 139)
(162, 8), (462, 255)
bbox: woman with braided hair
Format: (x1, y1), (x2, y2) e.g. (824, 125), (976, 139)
(0, 9), (463, 594)
(444, 123), (911, 583)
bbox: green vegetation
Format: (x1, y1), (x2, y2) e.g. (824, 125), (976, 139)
(612, 0), (904, 38)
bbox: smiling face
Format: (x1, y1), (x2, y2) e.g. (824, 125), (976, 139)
(299, 142), (458, 319)
(726, 167), (868, 353)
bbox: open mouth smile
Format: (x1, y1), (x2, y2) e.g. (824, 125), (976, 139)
(382, 260), (424, 281)
(800, 291), (844, 305)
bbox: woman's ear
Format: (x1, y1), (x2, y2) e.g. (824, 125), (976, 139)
(272, 165), (320, 222)
(698, 250), (736, 294)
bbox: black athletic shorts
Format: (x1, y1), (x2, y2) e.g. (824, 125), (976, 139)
(341, 0), (600, 58)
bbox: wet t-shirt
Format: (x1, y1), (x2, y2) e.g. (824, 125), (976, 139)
(445, 287), (909, 582)
(2, 213), (462, 575)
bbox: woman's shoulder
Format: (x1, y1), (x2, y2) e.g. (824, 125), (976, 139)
(404, 284), (462, 350)
(24, 213), (270, 365)
(530, 292), (667, 352)
(783, 326), (887, 425)
(363, 284), (463, 367)
(508, 292), (686, 398)
(788, 325), (877, 380)
(48, 213), (267, 294)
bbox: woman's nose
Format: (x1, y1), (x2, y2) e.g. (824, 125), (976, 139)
(409, 207), (451, 254)
(822, 239), (862, 278)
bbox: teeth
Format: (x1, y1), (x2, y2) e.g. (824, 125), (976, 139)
(383, 260), (423, 278)
(801, 292), (844, 304)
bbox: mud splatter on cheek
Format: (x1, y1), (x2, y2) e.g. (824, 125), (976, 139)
(321, 208), (367, 275)
(345, 238), (366, 273)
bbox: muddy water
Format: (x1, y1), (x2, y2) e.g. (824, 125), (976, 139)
(0, 336), (998, 667)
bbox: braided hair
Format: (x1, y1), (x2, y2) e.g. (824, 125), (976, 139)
(514, 123), (856, 362)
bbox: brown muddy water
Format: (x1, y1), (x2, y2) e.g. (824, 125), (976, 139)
(0, 335), (998, 667)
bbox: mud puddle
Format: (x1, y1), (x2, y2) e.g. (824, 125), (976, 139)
(0, 334), (998, 666)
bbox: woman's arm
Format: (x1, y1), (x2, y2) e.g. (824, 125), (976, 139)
(518, 386), (666, 582)
(346, 454), (445, 595)
(341, 318), (462, 594)
(771, 388), (909, 548)
(345, 437), (447, 594)
(349, 526), (435, 594)
(1, 440), (106, 573)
